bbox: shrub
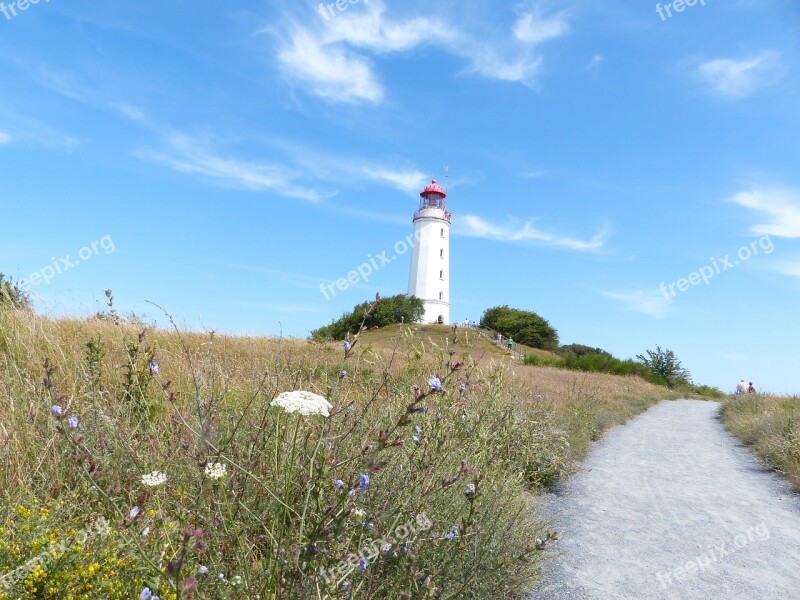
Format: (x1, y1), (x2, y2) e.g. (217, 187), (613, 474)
(0, 273), (30, 310)
(636, 346), (691, 388)
(312, 295), (424, 341)
(480, 306), (558, 351)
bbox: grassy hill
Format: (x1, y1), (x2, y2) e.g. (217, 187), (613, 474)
(0, 309), (680, 599)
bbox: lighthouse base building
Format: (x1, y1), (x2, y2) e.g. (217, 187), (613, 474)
(408, 179), (451, 324)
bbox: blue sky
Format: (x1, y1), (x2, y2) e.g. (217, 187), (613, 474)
(1, 0), (799, 394)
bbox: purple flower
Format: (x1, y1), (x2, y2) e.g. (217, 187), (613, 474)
(414, 426), (422, 436)
(382, 544), (392, 555)
(326, 441), (334, 451)
(358, 473), (370, 493)
(403, 543), (411, 552)
(342, 580), (351, 597)
(67, 416), (78, 430)
(339, 370), (348, 379)
(148, 361), (159, 376)
(51, 405), (63, 418)
(436, 412), (443, 421)
(412, 436), (420, 444)
(446, 525), (459, 540)
(140, 587), (152, 600)
(465, 483), (476, 500)
(198, 566), (208, 576)
(416, 406), (426, 413)
(358, 557), (368, 572)
(334, 479), (345, 490)
(428, 376), (442, 391)
(127, 506), (141, 521)
(342, 341), (351, 352)
(460, 383), (467, 391)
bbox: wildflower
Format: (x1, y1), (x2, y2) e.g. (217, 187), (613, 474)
(142, 527), (151, 537)
(436, 412), (443, 421)
(198, 566), (208, 576)
(140, 587), (152, 600)
(326, 441), (334, 451)
(271, 390), (332, 417)
(412, 436), (420, 444)
(127, 506), (141, 520)
(339, 370), (348, 379)
(148, 360), (159, 376)
(460, 383), (467, 391)
(403, 543), (411, 552)
(352, 508), (365, 518)
(414, 426), (422, 436)
(231, 576), (242, 586)
(446, 525), (459, 540)
(334, 479), (345, 490)
(428, 376), (442, 391)
(465, 483), (476, 500)
(382, 544), (392, 555)
(67, 416), (78, 430)
(141, 471), (168, 487)
(358, 473), (370, 493)
(204, 462), (227, 480)
(51, 405), (63, 418)
(342, 580), (351, 597)
(416, 406), (426, 413)
(217, 573), (225, 581)
(342, 341), (351, 352)
(358, 557), (368, 572)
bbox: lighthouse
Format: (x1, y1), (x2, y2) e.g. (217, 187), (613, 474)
(408, 179), (451, 324)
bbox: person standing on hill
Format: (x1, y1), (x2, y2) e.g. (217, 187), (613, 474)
(736, 379), (748, 395)
(508, 338), (514, 351)
(748, 382), (756, 394)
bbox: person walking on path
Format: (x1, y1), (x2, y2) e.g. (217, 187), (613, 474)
(507, 338), (514, 351)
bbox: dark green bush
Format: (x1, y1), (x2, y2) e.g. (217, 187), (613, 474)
(312, 294), (424, 341)
(480, 306), (559, 350)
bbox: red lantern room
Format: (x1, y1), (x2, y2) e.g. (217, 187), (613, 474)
(419, 179), (447, 210)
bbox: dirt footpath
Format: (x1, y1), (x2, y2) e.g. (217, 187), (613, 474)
(530, 400), (800, 600)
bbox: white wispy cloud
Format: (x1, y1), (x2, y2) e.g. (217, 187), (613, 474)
(0, 132), (11, 144)
(277, 28), (383, 104)
(456, 215), (610, 252)
(512, 9), (570, 45)
(272, 2), (570, 103)
(773, 260), (800, 277)
(141, 133), (333, 201)
(728, 187), (800, 238)
(697, 51), (781, 97)
(602, 290), (671, 319)
(363, 167), (428, 194)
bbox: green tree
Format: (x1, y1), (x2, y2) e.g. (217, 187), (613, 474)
(0, 273), (30, 310)
(311, 294), (424, 341)
(636, 346), (691, 387)
(480, 305), (559, 350)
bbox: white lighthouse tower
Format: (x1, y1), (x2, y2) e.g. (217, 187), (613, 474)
(408, 179), (451, 324)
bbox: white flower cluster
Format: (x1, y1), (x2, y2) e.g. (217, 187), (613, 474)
(271, 390), (332, 417)
(205, 462), (227, 480)
(141, 471), (168, 487)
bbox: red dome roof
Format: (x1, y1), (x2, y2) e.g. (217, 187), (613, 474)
(420, 179), (446, 199)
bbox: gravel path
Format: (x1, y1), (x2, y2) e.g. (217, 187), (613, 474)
(530, 400), (800, 600)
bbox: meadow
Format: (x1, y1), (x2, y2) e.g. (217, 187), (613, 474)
(0, 305), (680, 599)
(720, 394), (800, 491)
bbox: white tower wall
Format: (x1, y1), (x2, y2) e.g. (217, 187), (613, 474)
(408, 181), (450, 324)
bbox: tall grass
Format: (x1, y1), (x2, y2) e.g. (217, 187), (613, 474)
(720, 394), (800, 491)
(0, 305), (676, 598)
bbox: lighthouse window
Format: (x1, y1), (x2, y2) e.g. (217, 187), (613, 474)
(440, 249), (444, 258)
(439, 270), (443, 279)
(439, 292), (443, 300)
(440, 228), (444, 238)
